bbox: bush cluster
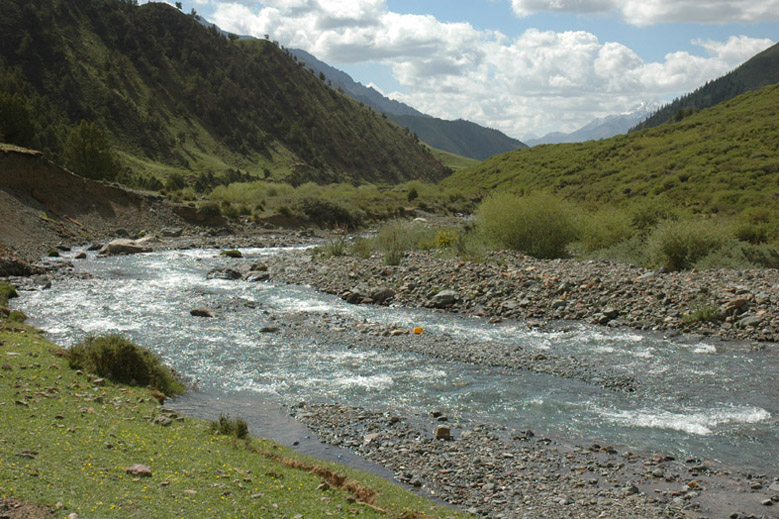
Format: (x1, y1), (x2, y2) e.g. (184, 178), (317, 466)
(0, 283), (19, 307)
(210, 414), (249, 440)
(476, 193), (577, 259)
(67, 335), (185, 396)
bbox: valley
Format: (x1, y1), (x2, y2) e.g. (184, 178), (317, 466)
(1, 1), (778, 518)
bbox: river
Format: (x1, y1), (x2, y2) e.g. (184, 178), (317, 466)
(15, 247), (778, 477)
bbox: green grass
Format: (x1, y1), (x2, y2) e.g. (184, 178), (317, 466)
(443, 85), (779, 217)
(208, 180), (474, 225)
(426, 146), (480, 171)
(0, 283), (18, 307)
(0, 322), (469, 519)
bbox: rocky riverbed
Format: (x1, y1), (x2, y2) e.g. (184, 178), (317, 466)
(256, 247), (778, 345)
(290, 403), (779, 519)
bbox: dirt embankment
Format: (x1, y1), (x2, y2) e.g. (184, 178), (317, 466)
(0, 147), (224, 267)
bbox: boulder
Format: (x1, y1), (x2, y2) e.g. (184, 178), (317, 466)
(370, 287), (396, 304)
(161, 227), (183, 238)
(99, 238), (152, 256)
(207, 268), (243, 280)
(190, 308), (214, 318)
(124, 464), (152, 477)
(431, 290), (457, 308)
(244, 271), (270, 282)
(433, 425), (452, 441)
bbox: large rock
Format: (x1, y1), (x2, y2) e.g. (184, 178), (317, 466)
(124, 464), (152, 477)
(370, 287), (396, 304)
(207, 267), (243, 280)
(244, 271), (270, 282)
(431, 289), (457, 308)
(99, 238), (152, 256)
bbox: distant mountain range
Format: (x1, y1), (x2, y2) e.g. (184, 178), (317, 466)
(525, 106), (653, 146)
(631, 42), (779, 132)
(290, 49), (527, 160)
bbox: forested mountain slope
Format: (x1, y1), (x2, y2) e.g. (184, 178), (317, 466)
(0, 0), (447, 186)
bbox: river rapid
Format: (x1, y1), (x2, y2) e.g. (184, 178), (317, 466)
(16, 247), (778, 481)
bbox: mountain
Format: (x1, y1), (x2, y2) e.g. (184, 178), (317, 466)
(0, 0), (447, 187)
(631, 42), (779, 132)
(389, 115), (527, 161)
(289, 49), (527, 160)
(289, 49), (425, 118)
(442, 84), (779, 215)
(526, 106), (652, 146)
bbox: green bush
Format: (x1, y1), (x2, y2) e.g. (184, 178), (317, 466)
(68, 335), (185, 396)
(647, 219), (728, 271)
(476, 193), (578, 259)
(350, 238), (373, 259)
(210, 414), (249, 440)
(292, 196), (364, 229)
(220, 249), (243, 258)
(0, 283), (18, 307)
(315, 236), (348, 258)
(682, 305), (722, 324)
(580, 207), (635, 252)
(695, 241), (779, 270)
(8, 310), (27, 323)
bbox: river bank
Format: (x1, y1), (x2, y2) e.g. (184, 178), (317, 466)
(5, 239), (779, 519)
(257, 244), (778, 345)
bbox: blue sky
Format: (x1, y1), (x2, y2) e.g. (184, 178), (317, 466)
(174, 0), (776, 139)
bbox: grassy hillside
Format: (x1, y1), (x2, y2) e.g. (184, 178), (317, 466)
(632, 42), (779, 131)
(427, 146), (479, 172)
(0, 0), (447, 187)
(443, 84), (779, 216)
(390, 115), (527, 161)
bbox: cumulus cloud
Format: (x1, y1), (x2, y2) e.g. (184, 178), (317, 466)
(512, 0), (779, 26)
(210, 0), (775, 138)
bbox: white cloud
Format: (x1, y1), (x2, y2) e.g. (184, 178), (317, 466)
(512, 0), (779, 25)
(210, 1), (775, 139)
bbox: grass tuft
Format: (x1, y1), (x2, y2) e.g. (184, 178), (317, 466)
(67, 335), (185, 396)
(210, 414), (250, 440)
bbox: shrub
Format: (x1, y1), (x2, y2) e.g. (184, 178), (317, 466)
(694, 241), (779, 270)
(476, 193), (578, 259)
(8, 310), (27, 323)
(630, 200), (677, 232)
(210, 414), (249, 440)
(68, 335), (185, 396)
(647, 219), (728, 271)
(350, 238), (373, 259)
(580, 207), (634, 252)
(682, 305), (722, 324)
(292, 196), (364, 229)
(199, 201), (222, 217)
(0, 283), (18, 306)
(435, 230), (457, 248)
(316, 236), (348, 258)
(220, 249), (243, 258)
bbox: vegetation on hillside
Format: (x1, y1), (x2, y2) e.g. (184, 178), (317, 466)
(0, 318), (469, 518)
(390, 115), (527, 161)
(443, 84), (779, 217)
(632, 42), (779, 131)
(0, 0), (447, 188)
(205, 180), (474, 227)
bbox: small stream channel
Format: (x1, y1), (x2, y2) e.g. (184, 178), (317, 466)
(15, 247), (778, 476)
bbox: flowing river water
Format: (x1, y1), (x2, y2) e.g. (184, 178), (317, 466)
(16, 247), (779, 477)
